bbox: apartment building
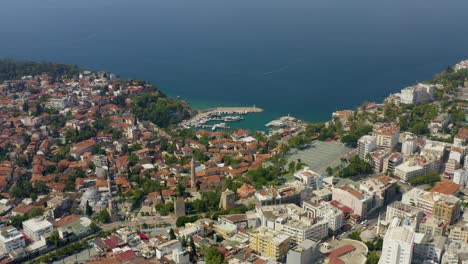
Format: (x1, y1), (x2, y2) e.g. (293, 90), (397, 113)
(358, 135), (376, 161)
(378, 225), (415, 264)
(385, 201), (424, 230)
(400, 83), (435, 105)
(383, 152), (403, 174)
(402, 189), (461, 224)
(376, 123), (400, 149)
(302, 200), (344, 233)
(360, 175), (397, 208)
(294, 167), (323, 190)
(332, 185), (373, 217)
(22, 217), (53, 241)
(257, 204), (328, 243)
(249, 227), (290, 261)
(418, 217), (446, 238)
(0, 226), (25, 256)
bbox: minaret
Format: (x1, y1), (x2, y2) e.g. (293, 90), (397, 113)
(190, 157), (196, 189)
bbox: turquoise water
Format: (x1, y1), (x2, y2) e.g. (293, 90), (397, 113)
(1, 0), (468, 130)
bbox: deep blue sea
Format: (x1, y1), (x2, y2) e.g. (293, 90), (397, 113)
(1, 0), (468, 130)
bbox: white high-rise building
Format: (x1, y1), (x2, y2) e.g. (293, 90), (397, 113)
(376, 123), (400, 149)
(379, 225), (415, 264)
(400, 83), (435, 105)
(401, 134), (417, 156)
(358, 135), (376, 161)
(453, 169), (467, 188)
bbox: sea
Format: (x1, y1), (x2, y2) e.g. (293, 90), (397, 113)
(1, 0), (468, 130)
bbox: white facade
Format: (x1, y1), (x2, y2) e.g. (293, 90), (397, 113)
(376, 123), (400, 149)
(394, 162), (424, 182)
(379, 226), (415, 264)
(294, 167), (323, 190)
(302, 201), (344, 232)
(400, 83), (435, 105)
(453, 169), (467, 188)
(445, 159), (461, 176)
(155, 240), (182, 259)
(358, 135), (376, 161)
(257, 204), (328, 243)
(413, 235), (447, 264)
(385, 201), (423, 230)
(401, 134), (417, 156)
(0, 226), (25, 256)
(22, 217), (54, 241)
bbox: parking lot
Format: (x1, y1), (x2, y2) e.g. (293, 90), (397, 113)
(287, 141), (355, 175)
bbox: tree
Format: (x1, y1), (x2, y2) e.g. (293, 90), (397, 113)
(97, 209), (111, 223)
(326, 166), (333, 176)
(48, 230), (61, 247)
(90, 221), (99, 232)
(128, 153), (139, 166)
(288, 161), (296, 173)
(408, 172), (440, 185)
(29, 207), (45, 217)
(176, 215), (199, 227)
(367, 251), (380, 264)
(176, 182), (186, 197)
(205, 246), (224, 264)
(35, 180), (49, 194)
(190, 237), (197, 255)
(85, 201), (93, 216)
(348, 231), (361, 241)
(169, 228), (176, 240)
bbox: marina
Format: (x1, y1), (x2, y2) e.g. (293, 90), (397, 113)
(181, 106), (264, 130)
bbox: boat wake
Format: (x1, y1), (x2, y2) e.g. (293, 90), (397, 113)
(263, 64), (291, 75)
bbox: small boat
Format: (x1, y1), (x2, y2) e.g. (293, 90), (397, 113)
(212, 123), (230, 131)
(223, 115), (243, 122)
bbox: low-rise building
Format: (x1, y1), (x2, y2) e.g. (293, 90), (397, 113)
(155, 240), (182, 259)
(22, 217), (53, 242)
(294, 167), (323, 190)
(454, 127), (468, 147)
(430, 113), (451, 133)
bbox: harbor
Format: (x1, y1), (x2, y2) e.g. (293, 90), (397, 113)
(182, 106), (264, 130)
